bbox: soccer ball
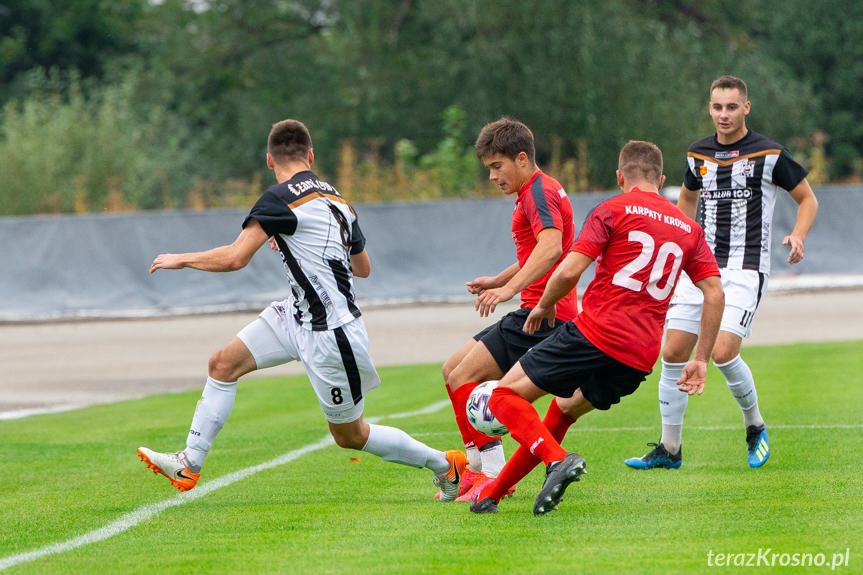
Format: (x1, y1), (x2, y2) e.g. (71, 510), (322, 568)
(465, 381), (508, 437)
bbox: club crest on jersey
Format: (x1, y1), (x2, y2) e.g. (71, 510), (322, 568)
(699, 165), (708, 177)
(714, 150), (739, 159)
(742, 159), (756, 178)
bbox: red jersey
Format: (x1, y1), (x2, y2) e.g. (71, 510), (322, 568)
(573, 189), (719, 372)
(513, 171), (578, 321)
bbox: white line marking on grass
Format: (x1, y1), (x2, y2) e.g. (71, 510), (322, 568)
(0, 400), (451, 571)
(571, 423), (863, 432)
(0, 404), (92, 420)
(409, 421), (863, 438)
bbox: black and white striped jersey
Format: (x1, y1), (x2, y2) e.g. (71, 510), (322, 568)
(243, 170), (365, 331)
(683, 130), (807, 274)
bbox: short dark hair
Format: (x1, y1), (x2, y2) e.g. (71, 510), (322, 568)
(475, 117), (536, 164)
(710, 75), (748, 100)
(268, 119), (312, 163)
(619, 140), (663, 186)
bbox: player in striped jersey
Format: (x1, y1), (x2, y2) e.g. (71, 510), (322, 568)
(138, 119), (466, 500)
(625, 75), (819, 470)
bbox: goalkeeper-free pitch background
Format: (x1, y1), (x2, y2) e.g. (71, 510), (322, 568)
(1, 290), (862, 573)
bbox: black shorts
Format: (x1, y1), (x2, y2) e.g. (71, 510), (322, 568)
(519, 322), (649, 411)
(474, 307), (562, 375)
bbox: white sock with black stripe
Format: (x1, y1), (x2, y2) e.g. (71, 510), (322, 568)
(362, 423), (450, 474)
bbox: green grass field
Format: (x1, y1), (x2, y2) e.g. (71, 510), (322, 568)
(1, 341), (861, 574)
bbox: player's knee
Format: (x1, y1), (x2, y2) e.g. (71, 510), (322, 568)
(442, 362), (454, 385)
(208, 349), (238, 381)
(712, 347), (738, 365)
(442, 353), (462, 385)
(331, 428), (364, 449)
(662, 348), (690, 363)
(662, 340), (694, 363)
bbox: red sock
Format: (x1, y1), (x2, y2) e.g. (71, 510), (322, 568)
(446, 382), (476, 448)
(488, 387), (567, 465)
(483, 399), (576, 502)
(452, 382), (501, 448)
(544, 398), (577, 442)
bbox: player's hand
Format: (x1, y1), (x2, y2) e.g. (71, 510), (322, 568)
(782, 234), (805, 264)
(466, 276), (497, 295)
(268, 237), (278, 251)
(149, 254), (185, 274)
(475, 286), (515, 317)
(524, 304), (555, 334)
(677, 359), (707, 395)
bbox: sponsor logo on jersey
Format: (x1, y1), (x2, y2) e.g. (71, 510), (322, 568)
(287, 177), (337, 197)
(701, 187), (753, 200)
(715, 150), (739, 159)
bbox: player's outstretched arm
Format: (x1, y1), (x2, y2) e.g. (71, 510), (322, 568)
(677, 275), (724, 395)
(467, 262), (519, 295)
(783, 179), (818, 264)
(149, 219), (269, 274)
(523, 251), (591, 334)
(475, 227), (562, 317)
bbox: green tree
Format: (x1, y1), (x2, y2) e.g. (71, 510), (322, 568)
(754, 0), (863, 179)
(0, 0), (146, 102)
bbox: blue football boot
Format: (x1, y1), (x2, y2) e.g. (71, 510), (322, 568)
(624, 442), (682, 469)
(746, 425), (770, 468)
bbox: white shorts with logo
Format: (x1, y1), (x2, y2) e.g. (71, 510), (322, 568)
(666, 268), (768, 338)
(236, 301), (381, 424)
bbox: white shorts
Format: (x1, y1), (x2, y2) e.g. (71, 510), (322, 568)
(666, 268), (768, 338)
(237, 302), (381, 424)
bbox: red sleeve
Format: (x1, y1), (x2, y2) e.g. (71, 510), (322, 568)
(684, 228), (720, 282)
(572, 202), (613, 260)
(521, 185), (565, 236)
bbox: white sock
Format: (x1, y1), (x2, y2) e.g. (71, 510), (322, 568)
(716, 354), (764, 428)
(658, 360), (688, 454)
(466, 446), (481, 472)
(184, 377), (237, 472)
(478, 441), (506, 478)
(362, 423), (450, 474)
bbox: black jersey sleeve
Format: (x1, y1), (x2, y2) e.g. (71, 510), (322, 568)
(242, 190), (298, 236)
(683, 162), (702, 190)
(350, 217), (366, 255)
(772, 149), (809, 192)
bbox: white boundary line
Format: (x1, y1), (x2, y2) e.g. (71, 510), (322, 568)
(555, 423), (863, 432)
(0, 404), (94, 421)
(408, 422), (863, 438)
(0, 400), (450, 572)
